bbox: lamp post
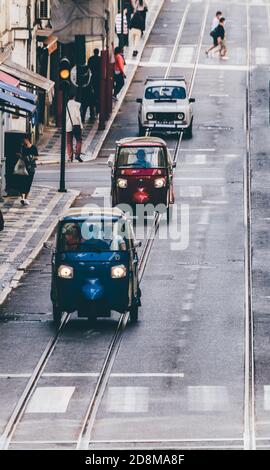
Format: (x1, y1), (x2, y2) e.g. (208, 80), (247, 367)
(58, 57), (71, 193)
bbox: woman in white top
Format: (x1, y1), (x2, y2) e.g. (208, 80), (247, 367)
(66, 93), (83, 162)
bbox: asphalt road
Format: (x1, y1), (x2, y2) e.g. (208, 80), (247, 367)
(0, 0), (270, 450)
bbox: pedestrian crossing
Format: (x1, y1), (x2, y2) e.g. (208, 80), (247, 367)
(145, 45), (270, 68)
(149, 46), (196, 66)
(254, 47), (270, 65)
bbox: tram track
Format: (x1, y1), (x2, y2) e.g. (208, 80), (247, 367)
(0, 312), (71, 450)
(243, 0), (256, 451)
(0, 211), (160, 450)
(76, 0), (210, 451)
(1, 0), (212, 451)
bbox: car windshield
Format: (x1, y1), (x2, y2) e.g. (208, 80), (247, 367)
(59, 220), (129, 252)
(117, 146), (166, 168)
(145, 85), (186, 100)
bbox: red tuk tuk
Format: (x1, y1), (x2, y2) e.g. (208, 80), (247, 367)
(108, 137), (175, 220)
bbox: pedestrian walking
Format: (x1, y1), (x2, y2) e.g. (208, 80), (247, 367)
(124, 0), (134, 28)
(132, 0), (148, 35)
(113, 47), (126, 101)
(81, 78), (96, 123)
(66, 93), (83, 163)
(205, 10), (222, 56)
(211, 17), (228, 59)
(130, 10), (144, 56)
(218, 18), (228, 59)
(88, 49), (102, 116)
(115, 8), (129, 48)
(13, 135), (38, 206)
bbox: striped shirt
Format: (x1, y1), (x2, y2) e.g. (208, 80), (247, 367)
(115, 13), (128, 34)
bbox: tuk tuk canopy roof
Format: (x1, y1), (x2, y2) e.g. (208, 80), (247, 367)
(60, 207), (125, 222)
(117, 136), (168, 147)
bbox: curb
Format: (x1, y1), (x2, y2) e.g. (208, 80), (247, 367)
(36, 0), (165, 167)
(37, 159), (59, 166)
(0, 188), (79, 306)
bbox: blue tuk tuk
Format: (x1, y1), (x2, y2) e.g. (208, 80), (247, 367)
(51, 208), (141, 325)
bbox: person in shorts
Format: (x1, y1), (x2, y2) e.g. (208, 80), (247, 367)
(205, 11), (222, 56)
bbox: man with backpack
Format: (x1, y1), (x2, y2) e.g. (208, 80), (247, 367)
(205, 11), (223, 56)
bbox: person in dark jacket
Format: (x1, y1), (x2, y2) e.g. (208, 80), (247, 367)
(14, 135), (38, 206)
(88, 49), (102, 115)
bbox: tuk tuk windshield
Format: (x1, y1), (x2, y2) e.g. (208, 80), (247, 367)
(59, 220), (129, 252)
(117, 146), (166, 168)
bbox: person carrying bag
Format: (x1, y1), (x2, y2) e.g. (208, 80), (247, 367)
(13, 134), (38, 206)
(66, 93), (83, 163)
(13, 156), (29, 176)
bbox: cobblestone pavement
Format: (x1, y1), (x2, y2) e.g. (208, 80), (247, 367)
(0, 186), (79, 305)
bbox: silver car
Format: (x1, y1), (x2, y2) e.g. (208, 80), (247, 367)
(136, 77), (195, 138)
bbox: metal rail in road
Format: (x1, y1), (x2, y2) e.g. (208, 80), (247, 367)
(243, 0), (256, 451)
(76, 212), (161, 450)
(0, 0), (213, 451)
(0, 212), (160, 451)
(76, 0), (210, 451)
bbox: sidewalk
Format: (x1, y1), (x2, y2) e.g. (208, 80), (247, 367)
(0, 186), (79, 305)
(37, 0), (165, 165)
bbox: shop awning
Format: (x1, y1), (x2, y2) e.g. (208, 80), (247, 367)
(51, 0), (105, 43)
(0, 71), (20, 87)
(0, 90), (36, 118)
(0, 81), (38, 104)
(0, 59), (54, 102)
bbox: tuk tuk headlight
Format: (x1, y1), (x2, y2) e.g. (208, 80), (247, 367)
(177, 113), (185, 120)
(154, 177), (166, 188)
(58, 265), (74, 279)
(111, 265), (127, 279)
(147, 113), (154, 120)
(117, 178), (127, 189)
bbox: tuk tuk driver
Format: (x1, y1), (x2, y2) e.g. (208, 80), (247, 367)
(62, 223), (82, 251)
(133, 149), (151, 168)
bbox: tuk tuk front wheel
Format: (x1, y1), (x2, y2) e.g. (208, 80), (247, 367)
(87, 314), (97, 327)
(130, 305), (138, 323)
(185, 119), (193, 139)
(111, 189), (117, 207)
(52, 304), (62, 326)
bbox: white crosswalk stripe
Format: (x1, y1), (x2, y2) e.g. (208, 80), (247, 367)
(176, 46), (195, 64)
(149, 47), (167, 64)
(255, 47), (270, 65)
